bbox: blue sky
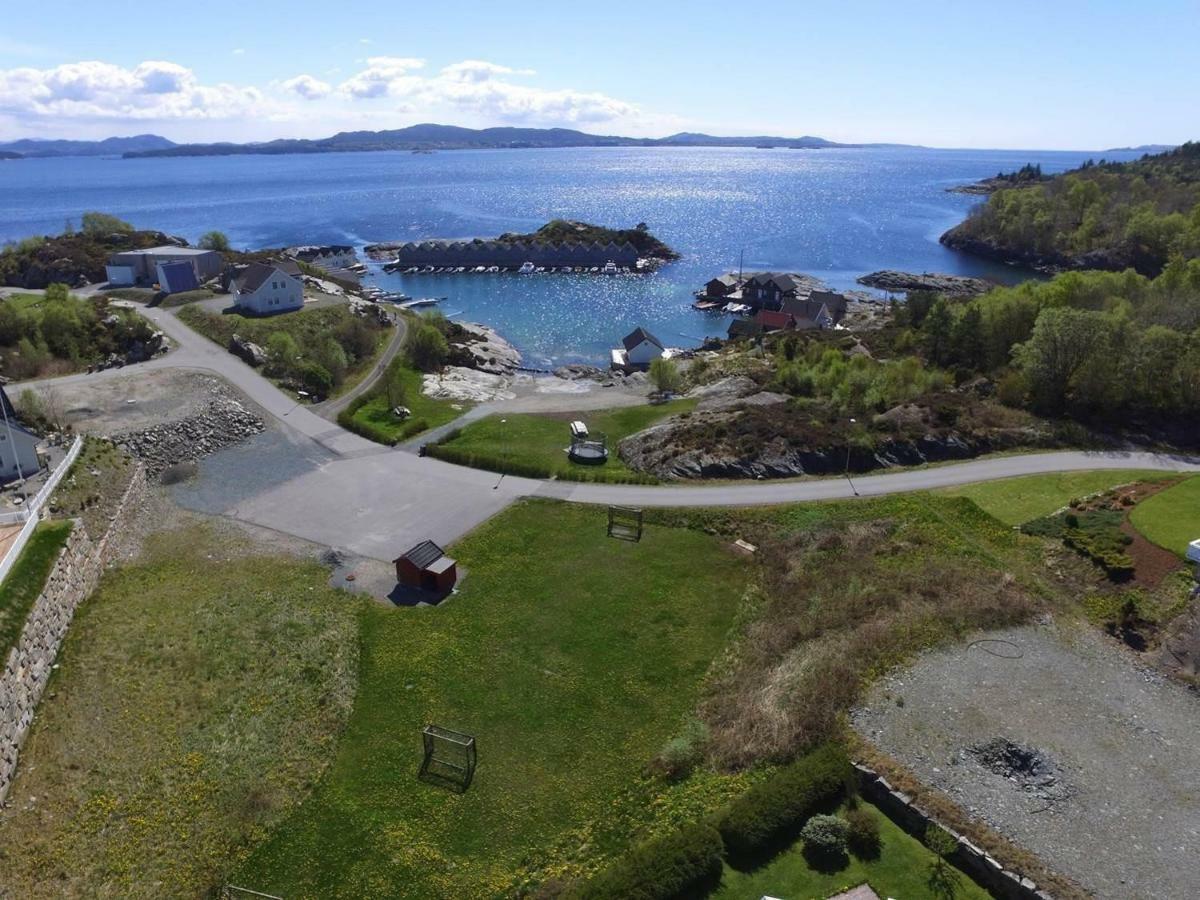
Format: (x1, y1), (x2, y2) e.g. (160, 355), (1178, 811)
(1, 0), (1196, 149)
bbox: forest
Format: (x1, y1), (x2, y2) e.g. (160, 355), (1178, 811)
(942, 143), (1200, 275)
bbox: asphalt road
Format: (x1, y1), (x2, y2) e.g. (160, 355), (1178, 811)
(21, 303), (1200, 559)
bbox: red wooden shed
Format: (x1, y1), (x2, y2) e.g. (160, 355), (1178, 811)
(395, 540), (458, 593)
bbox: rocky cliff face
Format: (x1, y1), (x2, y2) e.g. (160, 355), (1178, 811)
(939, 226), (1143, 275)
(618, 392), (1051, 481)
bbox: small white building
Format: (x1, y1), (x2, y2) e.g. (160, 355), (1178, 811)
(611, 326), (666, 371)
(232, 260), (304, 315)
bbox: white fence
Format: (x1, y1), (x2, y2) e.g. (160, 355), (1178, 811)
(0, 436), (83, 584)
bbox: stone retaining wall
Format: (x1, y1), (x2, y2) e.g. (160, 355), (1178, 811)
(854, 762), (1053, 900)
(0, 463), (148, 802)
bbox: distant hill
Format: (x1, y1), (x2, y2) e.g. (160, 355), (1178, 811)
(0, 134), (176, 158)
(0, 150), (21, 160)
(120, 123), (905, 159)
(942, 142), (1200, 275)
(1103, 143), (1177, 154)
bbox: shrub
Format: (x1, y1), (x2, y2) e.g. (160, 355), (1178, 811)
(566, 822), (724, 900)
(801, 814), (849, 857)
(845, 807), (881, 858)
(715, 743), (850, 864)
(649, 718), (709, 781)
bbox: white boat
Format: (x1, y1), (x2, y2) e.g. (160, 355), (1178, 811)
(487, 265), (500, 273)
(399, 297), (442, 309)
(474, 265), (486, 273)
(518, 261), (536, 274)
(601, 260), (619, 275)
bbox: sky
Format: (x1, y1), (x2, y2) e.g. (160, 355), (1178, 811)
(0, 0), (1196, 150)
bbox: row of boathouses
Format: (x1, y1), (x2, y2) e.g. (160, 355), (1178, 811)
(383, 239), (642, 270)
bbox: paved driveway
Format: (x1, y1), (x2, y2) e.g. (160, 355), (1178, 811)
(19, 303), (1200, 559)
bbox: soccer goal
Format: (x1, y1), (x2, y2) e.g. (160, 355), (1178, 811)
(419, 724), (477, 793)
(607, 505), (644, 542)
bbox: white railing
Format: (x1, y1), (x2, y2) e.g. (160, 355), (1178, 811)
(0, 436), (83, 584)
(0, 436), (83, 527)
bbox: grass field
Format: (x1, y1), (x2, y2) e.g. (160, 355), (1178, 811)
(0, 526), (360, 899)
(428, 399), (696, 482)
(0, 520), (73, 660)
(344, 363), (468, 444)
(1131, 474), (1200, 556)
(941, 469), (1175, 526)
(237, 499), (752, 898)
(711, 801), (990, 900)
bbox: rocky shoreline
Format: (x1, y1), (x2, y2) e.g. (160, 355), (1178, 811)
(857, 269), (994, 296)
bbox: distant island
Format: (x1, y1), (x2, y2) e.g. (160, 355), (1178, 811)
(941, 142), (1200, 276)
(112, 123), (915, 160)
(0, 134), (175, 158)
(947, 162), (1050, 195)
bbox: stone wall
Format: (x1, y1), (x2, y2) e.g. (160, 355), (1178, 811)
(855, 762), (1054, 900)
(0, 463), (148, 802)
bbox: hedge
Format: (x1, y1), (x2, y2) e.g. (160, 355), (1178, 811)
(715, 743), (851, 864)
(336, 395), (429, 446)
(566, 822), (725, 900)
(424, 442), (661, 484)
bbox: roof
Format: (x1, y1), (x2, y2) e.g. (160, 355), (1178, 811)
(157, 259), (199, 294)
(396, 539), (445, 570)
(747, 271), (803, 293)
(122, 245), (219, 258)
(425, 556), (456, 575)
(756, 310), (795, 331)
(727, 318), (763, 339)
(622, 326), (664, 351)
(708, 273), (739, 286)
(233, 259), (302, 293)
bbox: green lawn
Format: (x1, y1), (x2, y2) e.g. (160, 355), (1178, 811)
(712, 802), (990, 900)
(344, 363), (468, 444)
(0, 520), (73, 660)
(941, 469), (1174, 526)
(1131, 474), (1200, 556)
(0, 526), (360, 899)
(237, 499), (752, 898)
(429, 399), (697, 483)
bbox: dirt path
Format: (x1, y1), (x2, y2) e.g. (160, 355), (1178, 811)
(852, 622), (1200, 900)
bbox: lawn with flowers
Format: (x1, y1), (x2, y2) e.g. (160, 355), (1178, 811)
(236, 498), (754, 898)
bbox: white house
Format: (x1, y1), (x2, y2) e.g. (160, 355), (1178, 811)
(619, 326), (666, 369)
(232, 260), (304, 315)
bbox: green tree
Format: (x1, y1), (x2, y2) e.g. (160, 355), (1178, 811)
(949, 304), (985, 367)
(382, 356), (409, 408)
(649, 356), (682, 394)
(80, 211), (134, 235)
(404, 321), (449, 372)
(265, 331), (301, 377)
(43, 283), (70, 303)
(198, 230), (231, 252)
(1013, 307), (1115, 413)
(922, 298), (954, 366)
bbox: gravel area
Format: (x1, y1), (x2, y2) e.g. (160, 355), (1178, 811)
(851, 621), (1200, 900)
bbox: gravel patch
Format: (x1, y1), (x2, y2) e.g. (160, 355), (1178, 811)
(168, 423), (334, 515)
(851, 622), (1200, 900)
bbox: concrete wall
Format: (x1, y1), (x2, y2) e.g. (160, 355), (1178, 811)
(854, 762), (1055, 900)
(0, 463), (148, 802)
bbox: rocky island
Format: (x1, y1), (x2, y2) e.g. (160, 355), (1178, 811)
(857, 270), (993, 296)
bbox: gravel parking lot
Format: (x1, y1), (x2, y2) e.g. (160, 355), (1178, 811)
(852, 621), (1200, 900)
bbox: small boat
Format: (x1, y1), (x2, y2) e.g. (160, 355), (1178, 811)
(474, 265), (486, 273)
(518, 261), (536, 274)
(601, 260), (618, 275)
(399, 297), (442, 309)
(487, 265), (500, 273)
(536, 266), (546, 273)
(421, 266), (435, 274)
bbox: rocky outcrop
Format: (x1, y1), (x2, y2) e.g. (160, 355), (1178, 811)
(447, 321), (521, 374)
(857, 270), (994, 296)
(228, 333), (267, 367)
(939, 227), (1148, 275)
(113, 384), (265, 476)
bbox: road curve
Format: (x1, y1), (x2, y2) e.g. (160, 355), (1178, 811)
(18, 302), (1200, 558)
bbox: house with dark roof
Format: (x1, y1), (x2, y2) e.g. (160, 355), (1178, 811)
(780, 290), (848, 328)
(742, 272), (805, 310)
(0, 385), (42, 483)
(106, 246), (223, 288)
(232, 260), (304, 315)
(701, 273), (741, 299)
(612, 326), (666, 370)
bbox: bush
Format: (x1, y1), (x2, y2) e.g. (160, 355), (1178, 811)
(404, 320), (449, 372)
(649, 718), (708, 781)
(566, 822), (724, 900)
(801, 814), (849, 857)
(715, 743), (850, 864)
(844, 807), (881, 858)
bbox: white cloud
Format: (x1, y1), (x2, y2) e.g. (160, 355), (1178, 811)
(0, 59), (274, 124)
(339, 56), (427, 99)
(281, 74), (332, 101)
(440, 60), (536, 84)
(232, 48), (246, 56)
